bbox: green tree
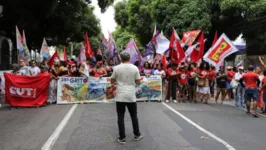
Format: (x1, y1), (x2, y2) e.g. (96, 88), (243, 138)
(0, 0), (112, 50)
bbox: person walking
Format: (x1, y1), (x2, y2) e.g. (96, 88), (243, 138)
(111, 51), (143, 144)
(240, 66), (261, 118)
(234, 66), (245, 108)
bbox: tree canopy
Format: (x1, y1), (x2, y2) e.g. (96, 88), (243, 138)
(0, 0), (113, 51)
(114, 0), (266, 55)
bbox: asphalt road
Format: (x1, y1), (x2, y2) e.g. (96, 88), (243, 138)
(0, 100), (266, 150)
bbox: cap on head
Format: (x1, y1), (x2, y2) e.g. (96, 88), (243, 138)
(226, 66), (232, 70)
(120, 51), (131, 62)
(238, 66), (244, 70)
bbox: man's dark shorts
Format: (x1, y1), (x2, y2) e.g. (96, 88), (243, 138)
(245, 88), (258, 102)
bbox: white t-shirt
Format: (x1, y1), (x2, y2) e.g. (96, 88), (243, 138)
(111, 63), (141, 102)
(30, 66), (40, 76)
(154, 69), (166, 76)
(19, 66), (31, 75)
(234, 72), (244, 80)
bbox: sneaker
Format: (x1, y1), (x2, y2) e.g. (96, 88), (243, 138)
(235, 104), (239, 107)
(134, 134), (143, 141)
(165, 100), (169, 103)
(173, 100), (177, 103)
(253, 113), (259, 118)
(117, 138), (126, 144)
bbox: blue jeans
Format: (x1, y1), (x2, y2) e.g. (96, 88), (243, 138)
(245, 88), (259, 102)
(235, 85), (245, 106)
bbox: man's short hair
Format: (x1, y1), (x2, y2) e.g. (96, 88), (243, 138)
(248, 65), (254, 71)
(120, 51), (131, 62)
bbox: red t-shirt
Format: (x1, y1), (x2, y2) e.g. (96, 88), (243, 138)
(199, 70), (209, 78)
(187, 70), (196, 78)
(227, 71), (235, 82)
(167, 68), (178, 80)
(178, 71), (187, 85)
(242, 72), (259, 88)
(208, 70), (216, 80)
(262, 76), (266, 92)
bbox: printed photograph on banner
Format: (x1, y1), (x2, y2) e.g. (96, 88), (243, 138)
(57, 77), (114, 104)
(57, 76), (163, 104)
(135, 76), (162, 101)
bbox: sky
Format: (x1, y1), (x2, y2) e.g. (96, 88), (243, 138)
(91, 0), (122, 39)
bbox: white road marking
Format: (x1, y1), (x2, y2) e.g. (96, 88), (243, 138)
(162, 102), (236, 150)
(42, 104), (78, 150)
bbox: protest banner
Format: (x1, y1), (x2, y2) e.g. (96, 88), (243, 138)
(4, 73), (50, 107)
(57, 75), (162, 104)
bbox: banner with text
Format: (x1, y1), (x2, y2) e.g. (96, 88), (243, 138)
(4, 73), (50, 107)
(57, 75), (162, 104)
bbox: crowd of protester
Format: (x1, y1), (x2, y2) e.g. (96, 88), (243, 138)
(5, 54), (266, 118)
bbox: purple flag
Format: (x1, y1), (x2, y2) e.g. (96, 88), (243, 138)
(125, 39), (142, 64)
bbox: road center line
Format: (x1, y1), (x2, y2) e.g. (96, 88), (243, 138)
(162, 102), (236, 150)
(42, 104), (78, 150)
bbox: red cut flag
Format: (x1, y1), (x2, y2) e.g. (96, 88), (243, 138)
(63, 46), (67, 61)
(4, 72), (50, 107)
(47, 50), (60, 67)
(212, 31), (218, 47)
(84, 32), (94, 58)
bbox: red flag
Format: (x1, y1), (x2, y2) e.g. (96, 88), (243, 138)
(47, 50), (60, 67)
(212, 31), (218, 47)
(162, 54), (167, 71)
(84, 32), (94, 58)
(176, 40), (185, 64)
(190, 31), (204, 62)
(63, 46), (67, 61)
(169, 30), (178, 62)
(4, 73), (50, 107)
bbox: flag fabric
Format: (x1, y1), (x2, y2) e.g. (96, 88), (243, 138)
(203, 33), (239, 69)
(169, 29), (185, 64)
(125, 39), (142, 64)
(182, 30), (201, 46)
(84, 32), (94, 59)
(176, 40), (186, 64)
(162, 54), (167, 71)
(156, 32), (170, 54)
(100, 35), (108, 52)
(78, 44), (86, 63)
(40, 38), (50, 61)
(169, 30), (178, 62)
(143, 42), (155, 57)
(63, 46), (67, 61)
(22, 30), (31, 63)
(47, 50), (60, 67)
(198, 31), (205, 61)
(153, 24), (157, 37)
(16, 26), (23, 52)
(212, 31), (218, 47)
(190, 31), (204, 62)
(153, 53), (162, 64)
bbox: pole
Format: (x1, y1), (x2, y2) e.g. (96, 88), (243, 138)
(70, 42), (73, 58)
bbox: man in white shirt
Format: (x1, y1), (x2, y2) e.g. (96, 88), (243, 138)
(19, 59), (30, 75)
(111, 51), (143, 144)
(29, 60), (40, 76)
(234, 66), (245, 108)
